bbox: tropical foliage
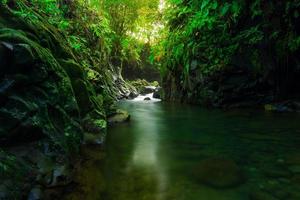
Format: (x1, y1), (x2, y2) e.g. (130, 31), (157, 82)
(152, 0), (300, 104)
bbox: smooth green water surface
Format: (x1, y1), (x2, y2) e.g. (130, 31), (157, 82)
(101, 100), (300, 200)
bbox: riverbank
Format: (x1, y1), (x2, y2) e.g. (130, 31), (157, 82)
(0, 2), (120, 199)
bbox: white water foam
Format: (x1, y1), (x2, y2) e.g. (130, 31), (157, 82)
(130, 93), (161, 102)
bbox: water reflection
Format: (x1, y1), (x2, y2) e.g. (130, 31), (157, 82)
(127, 101), (168, 200)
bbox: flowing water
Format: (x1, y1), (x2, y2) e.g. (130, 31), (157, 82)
(68, 97), (300, 200)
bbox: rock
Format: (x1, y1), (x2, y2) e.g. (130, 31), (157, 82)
(28, 186), (43, 200)
(0, 79), (14, 103)
(129, 79), (155, 93)
(144, 97), (151, 101)
(140, 86), (156, 95)
(49, 165), (71, 187)
(194, 158), (245, 188)
(12, 43), (35, 68)
(128, 91), (139, 99)
(59, 59), (84, 80)
(72, 79), (93, 116)
(0, 42), (13, 76)
(249, 191), (280, 200)
(108, 109), (130, 124)
(153, 87), (162, 99)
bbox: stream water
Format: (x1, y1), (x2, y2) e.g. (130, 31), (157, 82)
(68, 96), (300, 200)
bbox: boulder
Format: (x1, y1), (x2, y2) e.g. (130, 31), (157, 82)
(128, 91), (139, 99)
(144, 97), (151, 101)
(194, 158), (245, 188)
(153, 87), (162, 99)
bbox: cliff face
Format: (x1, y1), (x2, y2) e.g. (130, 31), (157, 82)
(0, 3), (117, 199)
(160, 0), (300, 108)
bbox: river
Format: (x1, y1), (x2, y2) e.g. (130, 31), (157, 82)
(66, 97), (300, 200)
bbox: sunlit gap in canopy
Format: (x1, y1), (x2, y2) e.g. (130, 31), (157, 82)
(127, 0), (166, 44)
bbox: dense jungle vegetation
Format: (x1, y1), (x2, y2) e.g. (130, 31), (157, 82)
(152, 0), (300, 107)
(0, 0), (299, 199)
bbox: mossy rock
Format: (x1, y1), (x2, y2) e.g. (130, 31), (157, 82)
(0, 150), (32, 200)
(12, 43), (35, 67)
(0, 42), (13, 76)
(83, 117), (107, 135)
(0, 95), (39, 137)
(194, 158), (245, 189)
(59, 59), (84, 80)
(108, 109), (130, 124)
(90, 95), (104, 112)
(72, 79), (93, 117)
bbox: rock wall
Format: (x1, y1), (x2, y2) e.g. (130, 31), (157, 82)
(0, 4), (115, 199)
(161, 0), (300, 108)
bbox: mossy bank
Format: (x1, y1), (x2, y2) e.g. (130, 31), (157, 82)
(0, 1), (128, 199)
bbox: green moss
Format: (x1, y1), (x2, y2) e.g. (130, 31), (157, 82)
(60, 59), (85, 80)
(72, 79), (93, 117)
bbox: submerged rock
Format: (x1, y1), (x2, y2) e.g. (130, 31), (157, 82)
(144, 97), (151, 101)
(194, 158), (245, 188)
